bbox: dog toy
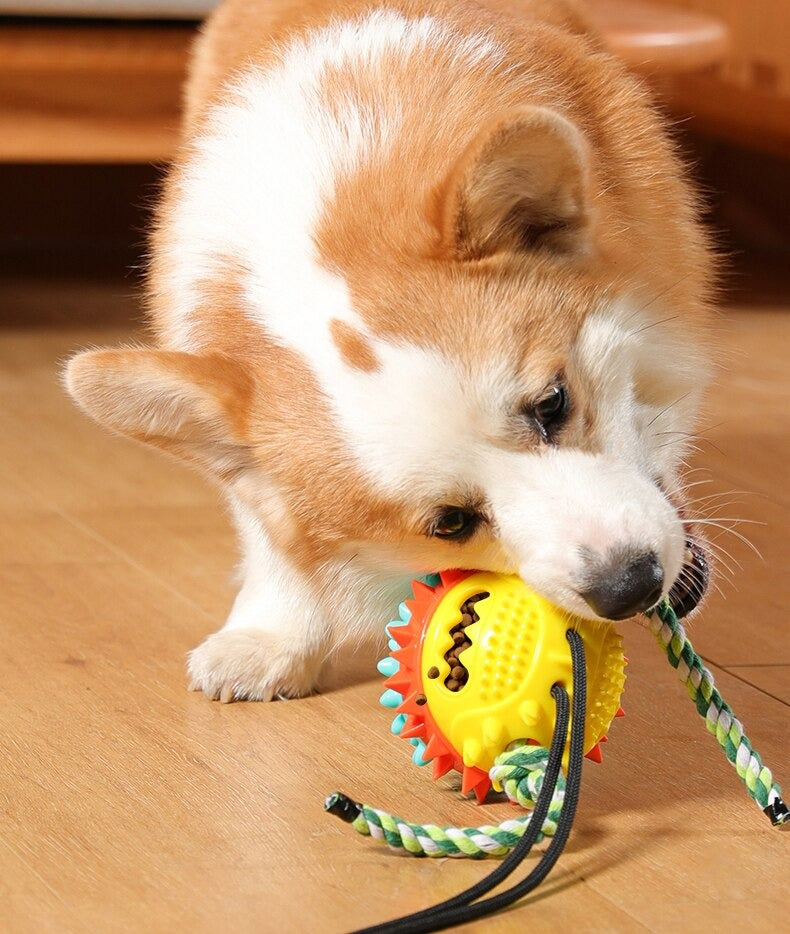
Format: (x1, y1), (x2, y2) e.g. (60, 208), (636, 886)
(325, 569), (622, 859)
(325, 571), (787, 932)
(647, 599), (787, 826)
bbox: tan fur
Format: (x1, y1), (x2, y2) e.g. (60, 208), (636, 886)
(329, 319), (380, 372)
(440, 106), (591, 258)
(152, 0), (712, 350)
(149, 4), (712, 320)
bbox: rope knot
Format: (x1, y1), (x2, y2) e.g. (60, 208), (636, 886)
(489, 743), (566, 829)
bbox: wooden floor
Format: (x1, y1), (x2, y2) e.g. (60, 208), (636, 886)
(1, 271), (788, 933)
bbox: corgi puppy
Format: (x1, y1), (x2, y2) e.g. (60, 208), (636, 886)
(66, 0), (714, 702)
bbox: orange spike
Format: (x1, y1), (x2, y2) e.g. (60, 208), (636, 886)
(432, 755), (455, 780)
(585, 743), (603, 763)
(397, 691), (430, 716)
(423, 734), (449, 760)
(400, 719), (427, 740)
(473, 779), (492, 803)
(390, 627), (414, 648)
(383, 674), (413, 695)
(398, 714), (422, 733)
(438, 568), (470, 588)
(615, 706), (626, 718)
(599, 734), (609, 743)
(391, 647), (413, 666)
(461, 764), (489, 796)
(460, 765), (477, 795)
(411, 580), (436, 600)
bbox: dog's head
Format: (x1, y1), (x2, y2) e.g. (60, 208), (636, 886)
(66, 106), (712, 620)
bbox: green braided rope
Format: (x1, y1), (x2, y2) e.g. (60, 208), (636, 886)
(326, 744), (565, 858)
(651, 601), (787, 824)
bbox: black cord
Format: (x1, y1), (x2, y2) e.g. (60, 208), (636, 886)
(353, 629), (586, 934)
(353, 686), (570, 933)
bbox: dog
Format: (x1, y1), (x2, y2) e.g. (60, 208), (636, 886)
(65, 0), (714, 702)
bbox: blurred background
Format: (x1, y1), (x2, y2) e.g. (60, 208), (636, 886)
(0, 0), (789, 326)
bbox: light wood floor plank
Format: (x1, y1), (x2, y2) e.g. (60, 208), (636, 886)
(726, 665), (790, 706)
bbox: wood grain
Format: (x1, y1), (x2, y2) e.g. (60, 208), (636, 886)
(727, 667), (790, 705)
(0, 271), (788, 932)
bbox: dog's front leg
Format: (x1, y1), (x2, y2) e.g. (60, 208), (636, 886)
(187, 505), (327, 702)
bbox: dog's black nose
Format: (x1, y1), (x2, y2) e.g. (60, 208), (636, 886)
(581, 551), (664, 620)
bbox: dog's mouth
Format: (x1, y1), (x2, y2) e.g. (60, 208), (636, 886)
(667, 537), (710, 618)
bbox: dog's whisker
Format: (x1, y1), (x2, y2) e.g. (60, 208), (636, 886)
(672, 477), (715, 494)
(709, 579), (728, 600)
(703, 536), (742, 568)
(693, 516), (765, 528)
(655, 436), (720, 456)
(694, 545), (737, 577)
(626, 272), (694, 325)
(685, 502), (746, 518)
(683, 488), (750, 504)
(699, 523), (762, 561)
(687, 502), (750, 522)
(645, 392), (691, 430)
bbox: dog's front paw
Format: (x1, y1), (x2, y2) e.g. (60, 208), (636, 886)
(187, 628), (320, 702)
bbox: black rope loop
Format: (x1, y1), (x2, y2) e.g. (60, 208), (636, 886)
(351, 628), (587, 934)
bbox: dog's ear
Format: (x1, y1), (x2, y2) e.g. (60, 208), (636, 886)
(64, 348), (254, 479)
(439, 106), (592, 260)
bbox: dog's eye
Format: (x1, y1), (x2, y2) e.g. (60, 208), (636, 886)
(531, 384), (569, 434)
(430, 508), (480, 541)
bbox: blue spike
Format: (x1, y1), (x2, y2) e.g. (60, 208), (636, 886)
(379, 688), (403, 709)
(412, 739), (429, 766)
(409, 737), (419, 747)
(390, 713), (407, 735)
(423, 573), (441, 587)
(398, 602), (412, 623)
(388, 638), (399, 652)
(376, 657), (399, 677)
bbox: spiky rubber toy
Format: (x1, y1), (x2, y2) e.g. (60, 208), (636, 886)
(325, 571), (786, 870)
(377, 570), (626, 801)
